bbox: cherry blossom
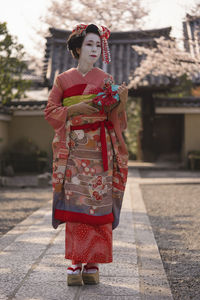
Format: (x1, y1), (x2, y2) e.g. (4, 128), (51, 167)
(128, 36), (200, 89)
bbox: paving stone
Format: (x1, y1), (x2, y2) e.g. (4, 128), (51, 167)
(13, 281), (77, 300)
(79, 296), (140, 300)
(0, 170), (175, 299)
(26, 254), (68, 283)
(45, 228), (65, 255)
(0, 211), (62, 299)
(113, 251), (137, 265)
(80, 275), (140, 297)
(100, 261), (139, 278)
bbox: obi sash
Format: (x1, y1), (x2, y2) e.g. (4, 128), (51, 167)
(63, 94), (97, 107)
(62, 84), (120, 112)
(71, 120), (114, 171)
(63, 94), (113, 172)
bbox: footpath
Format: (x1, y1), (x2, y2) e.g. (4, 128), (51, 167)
(0, 165), (174, 300)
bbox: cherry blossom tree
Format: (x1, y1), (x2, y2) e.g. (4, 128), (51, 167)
(41, 0), (148, 31)
(32, 0), (149, 74)
(190, 2), (200, 15)
(128, 37), (200, 90)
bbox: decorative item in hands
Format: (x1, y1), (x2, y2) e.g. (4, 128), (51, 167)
(92, 77), (120, 113)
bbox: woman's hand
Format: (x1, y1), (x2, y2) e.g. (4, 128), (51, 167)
(117, 82), (128, 112)
(67, 99), (99, 117)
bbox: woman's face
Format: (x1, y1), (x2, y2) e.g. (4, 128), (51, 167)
(78, 33), (101, 64)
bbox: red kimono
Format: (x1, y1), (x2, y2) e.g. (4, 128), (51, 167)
(44, 67), (128, 263)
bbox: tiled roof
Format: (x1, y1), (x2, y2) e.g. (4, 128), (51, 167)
(3, 100), (47, 112)
(0, 105), (12, 115)
(183, 14), (200, 60)
(0, 88), (49, 115)
(155, 97), (200, 108)
(43, 26), (172, 88)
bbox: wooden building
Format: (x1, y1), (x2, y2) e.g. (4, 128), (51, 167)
(183, 14), (200, 59)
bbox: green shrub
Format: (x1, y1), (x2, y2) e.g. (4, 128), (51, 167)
(1, 137), (48, 173)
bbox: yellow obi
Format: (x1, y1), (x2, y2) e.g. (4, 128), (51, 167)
(62, 94), (97, 107)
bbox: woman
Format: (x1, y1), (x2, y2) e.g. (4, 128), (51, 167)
(44, 23), (128, 286)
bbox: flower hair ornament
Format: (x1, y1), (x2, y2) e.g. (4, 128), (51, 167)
(71, 23), (111, 64)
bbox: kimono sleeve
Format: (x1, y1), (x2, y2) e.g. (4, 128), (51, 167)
(107, 74), (127, 132)
(118, 111), (127, 131)
(44, 75), (68, 135)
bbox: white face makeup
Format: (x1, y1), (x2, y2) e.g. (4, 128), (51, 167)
(78, 33), (101, 65)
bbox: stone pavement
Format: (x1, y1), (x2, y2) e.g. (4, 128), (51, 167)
(0, 169), (173, 300)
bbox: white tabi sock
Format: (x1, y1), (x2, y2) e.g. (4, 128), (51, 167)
(67, 263), (82, 275)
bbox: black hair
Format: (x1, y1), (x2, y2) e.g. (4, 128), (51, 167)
(67, 24), (101, 59)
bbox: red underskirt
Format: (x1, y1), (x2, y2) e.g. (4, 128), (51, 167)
(65, 221), (113, 263)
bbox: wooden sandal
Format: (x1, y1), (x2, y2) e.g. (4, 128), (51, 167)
(82, 265), (99, 285)
(67, 266), (83, 286)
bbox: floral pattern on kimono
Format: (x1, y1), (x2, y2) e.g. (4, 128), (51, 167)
(44, 67), (128, 230)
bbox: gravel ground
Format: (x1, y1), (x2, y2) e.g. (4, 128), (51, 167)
(140, 182), (200, 300)
(0, 187), (52, 237)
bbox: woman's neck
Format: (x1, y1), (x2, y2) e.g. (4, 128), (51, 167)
(77, 61), (94, 75)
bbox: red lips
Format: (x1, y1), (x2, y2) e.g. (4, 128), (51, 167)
(90, 55), (97, 57)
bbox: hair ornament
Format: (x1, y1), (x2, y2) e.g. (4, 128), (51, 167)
(71, 23), (111, 64)
(72, 24), (88, 36)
